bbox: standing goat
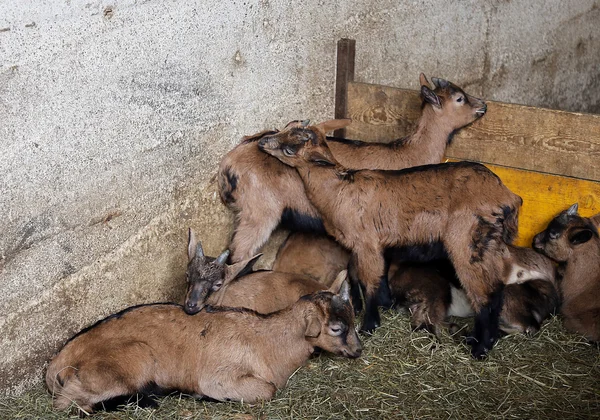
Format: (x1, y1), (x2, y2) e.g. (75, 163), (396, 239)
(257, 120), (521, 358)
(219, 74), (486, 263)
(185, 230), (347, 314)
(46, 285), (361, 414)
(533, 203), (600, 341)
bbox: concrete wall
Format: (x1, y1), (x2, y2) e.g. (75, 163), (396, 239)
(1, 0), (598, 396)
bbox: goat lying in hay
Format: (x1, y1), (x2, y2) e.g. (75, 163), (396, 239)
(45, 285), (361, 415)
(257, 119), (522, 358)
(184, 229), (348, 314)
(219, 74), (486, 263)
(533, 203), (600, 342)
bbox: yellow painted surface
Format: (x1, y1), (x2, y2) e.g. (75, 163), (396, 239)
(483, 164), (600, 246)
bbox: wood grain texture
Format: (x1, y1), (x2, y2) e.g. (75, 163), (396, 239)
(333, 39), (355, 139)
(345, 81), (600, 181)
(463, 162), (600, 247)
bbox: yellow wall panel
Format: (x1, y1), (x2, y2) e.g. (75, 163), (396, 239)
(482, 164), (600, 246)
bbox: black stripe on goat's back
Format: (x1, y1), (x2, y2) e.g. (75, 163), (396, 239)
(280, 208), (326, 234)
(204, 304), (270, 318)
(325, 135), (411, 148)
(65, 303), (182, 345)
(345, 160), (493, 179)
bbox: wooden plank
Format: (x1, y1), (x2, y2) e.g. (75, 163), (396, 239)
(344, 81), (600, 182)
(344, 82), (421, 142)
(333, 39), (355, 138)
(477, 163), (600, 247)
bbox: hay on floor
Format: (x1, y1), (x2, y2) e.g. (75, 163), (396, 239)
(1, 311), (598, 419)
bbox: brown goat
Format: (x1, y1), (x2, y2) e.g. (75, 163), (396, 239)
(46, 285), (361, 414)
(388, 245), (559, 337)
(273, 232), (351, 287)
(257, 120), (521, 358)
(185, 229), (348, 314)
(219, 74), (486, 263)
(533, 203), (600, 341)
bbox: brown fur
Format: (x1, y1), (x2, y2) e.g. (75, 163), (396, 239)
(258, 120), (521, 358)
(389, 245), (558, 337)
(219, 75), (486, 263)
(533, 204), (600, 341)
(46, 288), (361, 414)
(184, 230), (347, 315)
(388, 262), (452, 338)
(273, 232), (351, 287)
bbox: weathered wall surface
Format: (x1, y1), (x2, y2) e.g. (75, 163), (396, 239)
(0, 0), (598, 395)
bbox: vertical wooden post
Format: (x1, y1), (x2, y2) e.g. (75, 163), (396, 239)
(334, 38), (355, 138)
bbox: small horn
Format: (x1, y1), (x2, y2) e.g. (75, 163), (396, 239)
(301, 119), (310, 127)
(566, 203), (579, 216)
(431, 77), (449, 89)
(216, 249), (230, 265)
(195, 242), (204, 259)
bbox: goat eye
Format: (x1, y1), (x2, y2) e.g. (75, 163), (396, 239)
(456, 96), (464, 103)
(211, 281), (223, 291)
(329, 325), (344, 336)
(283, 146), (295, 157)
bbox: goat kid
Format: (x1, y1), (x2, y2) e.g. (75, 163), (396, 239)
(46, 284), (361, 414)
(257, 120), (521, 358)
(388, 245), (558, 337)
(185, 229), (348, 314)
(533, 203), (600, 341)
(219, 74), (486, 263)
(273, 232), (351, 287)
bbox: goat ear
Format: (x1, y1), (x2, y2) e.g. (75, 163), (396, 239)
(188, 228), (203, 261)
(569, 229), (594, 245)
(225, 254), (262, 281)
(314, 119), (352, 134)
(566, 203), (579, 216)
(328, 270), (348, 294)
(421, 86), (441, 109)
(308, 151), (336, 166)
(305, 314), (322, 338)
(419, 73), (431, 89)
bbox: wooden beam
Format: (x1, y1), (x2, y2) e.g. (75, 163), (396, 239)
(333, 38), (355, 138)
(344, 81), (600, 182)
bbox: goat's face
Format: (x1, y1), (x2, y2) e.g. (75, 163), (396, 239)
(533, 204), (599, 263)
(420, 75), (487, 131)
(303, 281), (363, 359)
(185, 250), (229, 315)
(257, 119), (350, 168)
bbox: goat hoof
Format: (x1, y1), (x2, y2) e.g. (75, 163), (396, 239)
(470, 343), (490, 360)
(360, 321), (380, 334)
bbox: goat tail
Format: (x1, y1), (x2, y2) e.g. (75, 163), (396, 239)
(501, 194), (522, 244)
(217, 164), (238, 207)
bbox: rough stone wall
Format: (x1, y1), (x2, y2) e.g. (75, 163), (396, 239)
(0, 0), (598, 396)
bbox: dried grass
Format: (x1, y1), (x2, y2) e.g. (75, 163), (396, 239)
(1, 311), (598, 419)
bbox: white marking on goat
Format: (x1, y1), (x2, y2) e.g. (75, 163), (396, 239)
(447, 286), (474, 317)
